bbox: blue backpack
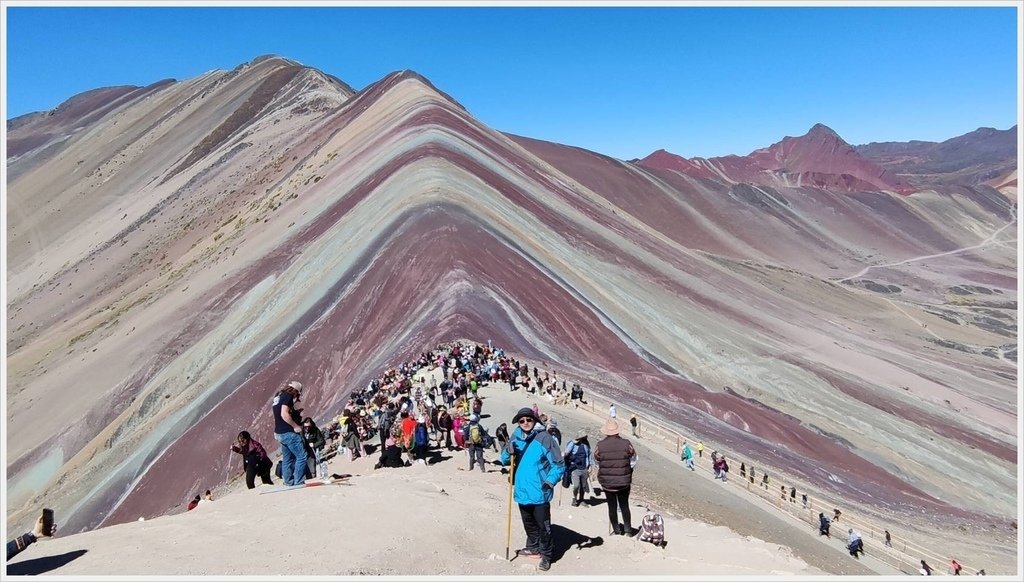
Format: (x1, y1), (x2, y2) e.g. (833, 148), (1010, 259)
(567, 442), (589, 470)
(414, 423), (429, 447)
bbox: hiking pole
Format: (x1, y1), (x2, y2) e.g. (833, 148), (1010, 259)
(505, 451), (515, 561)
(558, 478), (563, 507)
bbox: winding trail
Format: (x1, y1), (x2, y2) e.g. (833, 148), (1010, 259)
(837, 211), (1017, 283)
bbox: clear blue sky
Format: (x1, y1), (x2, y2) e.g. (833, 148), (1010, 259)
(4, 4), (1020, 159)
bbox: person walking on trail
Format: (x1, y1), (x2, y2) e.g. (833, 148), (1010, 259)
(696, 441), (704, 458)
(463, 414), (490, 472)
(608, 403), (617, 418)
(629, 414), (638, 437)
(950, 559), (963, 575)
(847, 528), (864, 558)
(499, 407), (565, 572)
(818, 512), (831, 538)
(272, 381), (307, 487)
(594, 418), (638, 537)
(231, 430), (274, 489)
(564, 429), (592, 507)
(884, 529), (892, 548)
(681, 441), (695, 471)
(920, 560), (933, 575)
(546, 419), (562, 446)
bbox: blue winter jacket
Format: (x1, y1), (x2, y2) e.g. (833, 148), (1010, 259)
(500, 426), (565, 505)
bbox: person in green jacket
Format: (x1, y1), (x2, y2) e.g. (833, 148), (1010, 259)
(681, 441), (695, 471)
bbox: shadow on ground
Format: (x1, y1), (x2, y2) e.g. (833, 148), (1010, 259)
(7, 549), (88, 575)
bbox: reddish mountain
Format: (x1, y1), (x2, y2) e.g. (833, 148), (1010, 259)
(856, 125), (1017, 189)
(639, 123), (915, 194)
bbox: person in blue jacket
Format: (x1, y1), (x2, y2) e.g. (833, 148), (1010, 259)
(500, 407), (565, 572)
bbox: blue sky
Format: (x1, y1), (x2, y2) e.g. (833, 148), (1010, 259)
(3, 4), (1020, 159)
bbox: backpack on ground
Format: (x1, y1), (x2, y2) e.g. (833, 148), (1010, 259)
(638, 512), (666, 547)
(469, 423), (483, 445)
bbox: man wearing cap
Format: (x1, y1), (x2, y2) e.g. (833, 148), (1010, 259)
(499, 407), (565, 572)
(272, 381), (308, 487)
(595, 418), (638, 536)
(564, 429), (592, 507)
(463, 413), (489, 472)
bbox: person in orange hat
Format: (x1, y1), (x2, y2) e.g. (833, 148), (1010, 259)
(594, 418), (637, 536)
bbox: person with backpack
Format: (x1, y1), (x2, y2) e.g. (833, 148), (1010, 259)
(463, 414), (491, 472)
(629, 414), (638, 437)
(563, 429), (592, 506)
(377, 403), (397, 449)
(413, 417), (430, 464)
(818, 512), (831, 537)
(499, 407), (565, 572)
(271, 381), (307, 487)
(595, 418), (638, 537)
(230, 430), (274, 489)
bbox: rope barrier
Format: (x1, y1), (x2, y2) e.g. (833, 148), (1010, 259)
(538, 378), (986, 575)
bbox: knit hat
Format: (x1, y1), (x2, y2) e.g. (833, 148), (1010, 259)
(600, 419), (620, 436)
(512, 407), (538, 424)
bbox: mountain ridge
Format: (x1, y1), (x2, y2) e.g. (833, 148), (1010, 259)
(5, 55), (1016, 546)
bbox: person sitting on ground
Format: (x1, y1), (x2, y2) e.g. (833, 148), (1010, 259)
(375, 437), (408, 469)
(231, 430), (274, 489)
(7, 511), (57, 560)
(187, 494), (201, 511)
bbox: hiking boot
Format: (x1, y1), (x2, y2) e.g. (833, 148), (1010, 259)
(624, 527), (637, 538)
(571, 500), (580, 507)
(516, 548), (541, 559)
(538, 558), (551, 571)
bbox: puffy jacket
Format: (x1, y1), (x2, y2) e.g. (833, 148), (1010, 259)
(500, 426), (565, 505)
(595, 435), (635, 492)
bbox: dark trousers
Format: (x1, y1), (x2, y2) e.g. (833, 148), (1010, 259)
(245, 458), (274, 489)
(605, 487), (632, 533)
(467, 444), (485, 471)
(440, 429), (452, 449)
(518, 502), (553, 560)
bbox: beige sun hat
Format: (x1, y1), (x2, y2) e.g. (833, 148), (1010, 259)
(286, 380), (303, 390)
(600, 419), (620, 436)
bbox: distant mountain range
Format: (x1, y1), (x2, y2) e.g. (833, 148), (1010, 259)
(5, 55), (1017, 538)
(638, 123), (1017, 197)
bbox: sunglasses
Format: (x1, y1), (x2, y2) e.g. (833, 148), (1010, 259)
(517, 418), (535, 425)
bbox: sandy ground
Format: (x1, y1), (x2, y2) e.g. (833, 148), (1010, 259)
(5, 370), (886, 577)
